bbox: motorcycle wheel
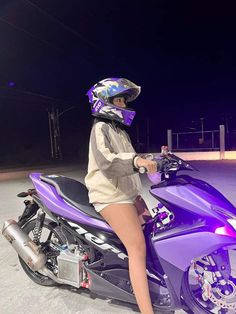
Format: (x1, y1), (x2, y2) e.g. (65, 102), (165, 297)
(181, 270), (212, 314)
(18, 218), (66, 286)
(181, 251), (236, 314)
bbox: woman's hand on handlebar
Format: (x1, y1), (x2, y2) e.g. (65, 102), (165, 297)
(136, 157), (157, 174)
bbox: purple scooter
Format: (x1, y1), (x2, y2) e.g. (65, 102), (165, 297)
(2, 149), (236, 313)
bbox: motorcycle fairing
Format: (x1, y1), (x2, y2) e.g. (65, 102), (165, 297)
(149, 171), (236, 305)
(152, 231), (236, 303)
(151, 175), (236, 220)
(61, 219), (175, 309)
(30, 173), (112, 232)
(84, 265), (173, 310)
(153, 232), (236, 272)
(60, 218), (129, 268)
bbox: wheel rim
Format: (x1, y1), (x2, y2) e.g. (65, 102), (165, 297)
(186, 250), (236, 313)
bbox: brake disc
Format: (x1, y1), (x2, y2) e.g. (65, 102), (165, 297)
(194, 260), (236, 311)
(202, 278), (236, 310)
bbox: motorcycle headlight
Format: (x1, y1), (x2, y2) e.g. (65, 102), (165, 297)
(228, 219), (236, 230)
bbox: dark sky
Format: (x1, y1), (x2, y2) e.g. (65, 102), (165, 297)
(1, 0), (236, 163)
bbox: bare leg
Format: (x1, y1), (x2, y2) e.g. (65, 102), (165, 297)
(100, 203), (154, 314)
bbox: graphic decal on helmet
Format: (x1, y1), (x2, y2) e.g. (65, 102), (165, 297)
(93, 99), (104, 113)
(86, 78), (140, 126)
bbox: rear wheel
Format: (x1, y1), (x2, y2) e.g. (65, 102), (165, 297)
(181, 250), (236, 314)
(19, 218), (66, 286)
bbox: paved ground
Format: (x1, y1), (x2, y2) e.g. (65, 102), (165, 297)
(0, 160), (236, 314)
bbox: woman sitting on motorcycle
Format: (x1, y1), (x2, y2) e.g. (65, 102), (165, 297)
(85, 78), (159, 314)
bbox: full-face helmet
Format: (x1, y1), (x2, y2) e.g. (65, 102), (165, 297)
(86, 78), (141, 126)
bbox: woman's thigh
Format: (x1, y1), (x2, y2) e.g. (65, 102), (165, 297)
(100, 203), (145, 253)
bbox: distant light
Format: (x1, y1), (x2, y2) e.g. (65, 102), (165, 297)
(8, 81), (15, 87)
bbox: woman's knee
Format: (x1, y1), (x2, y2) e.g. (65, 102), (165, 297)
(126, 237), (146, 259)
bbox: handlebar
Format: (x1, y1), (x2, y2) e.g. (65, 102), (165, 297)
(137, 147), (198, 175)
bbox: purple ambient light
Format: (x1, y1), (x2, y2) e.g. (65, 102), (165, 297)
(8, 81), (15, 87)
(214, 225), (236, 237)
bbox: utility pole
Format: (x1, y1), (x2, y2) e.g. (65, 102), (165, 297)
(48, 105), (62, 160)
(146, 117), (150, 152)
(48, 108), (54, 159)
(47, 105), (75, 160)
(200, 117), (205, 142)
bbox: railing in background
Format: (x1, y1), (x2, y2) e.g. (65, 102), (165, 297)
(167, 125), (225, 159)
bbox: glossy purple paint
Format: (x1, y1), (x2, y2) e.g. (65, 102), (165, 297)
(153, 231), (236, 271)
(151, 183), (236, 218)
(30, 173), (113, 232)
(147, 172), (161, 185)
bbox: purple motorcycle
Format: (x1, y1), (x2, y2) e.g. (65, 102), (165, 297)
(2, 150), (236, 314)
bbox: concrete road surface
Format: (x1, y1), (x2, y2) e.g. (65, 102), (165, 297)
(1, 160), (236, 314)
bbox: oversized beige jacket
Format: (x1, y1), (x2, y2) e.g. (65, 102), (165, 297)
(85, 121), (142, 204)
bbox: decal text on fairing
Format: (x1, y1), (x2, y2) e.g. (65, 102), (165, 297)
(68, 222), (127, 260)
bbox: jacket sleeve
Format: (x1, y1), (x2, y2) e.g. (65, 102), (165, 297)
(90, 122), (137, 178)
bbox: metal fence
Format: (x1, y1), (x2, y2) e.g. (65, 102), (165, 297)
(171, 130), (220, 151)
(167, 125), (225, 155)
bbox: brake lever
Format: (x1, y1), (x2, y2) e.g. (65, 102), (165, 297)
(144, 153), (154, 161)
(167, 153), (198, 172)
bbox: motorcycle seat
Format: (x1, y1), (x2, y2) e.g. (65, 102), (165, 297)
(40, 174), (105, 221)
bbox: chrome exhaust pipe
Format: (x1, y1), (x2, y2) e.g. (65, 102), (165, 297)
(2, 219), (46, 271)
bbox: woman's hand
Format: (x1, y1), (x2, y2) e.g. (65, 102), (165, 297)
(136, 157), (157, 173)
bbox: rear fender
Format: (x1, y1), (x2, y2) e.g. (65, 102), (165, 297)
(18, 202), (39, 227)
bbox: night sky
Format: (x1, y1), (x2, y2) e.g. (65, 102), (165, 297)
(1, 0), (236, 164)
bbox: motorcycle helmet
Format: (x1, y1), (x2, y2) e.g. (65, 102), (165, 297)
(86, 78), (141, 126)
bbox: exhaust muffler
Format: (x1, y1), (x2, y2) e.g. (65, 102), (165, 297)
(2, 219), (46, 271)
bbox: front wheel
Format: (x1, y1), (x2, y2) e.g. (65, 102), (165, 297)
(19, 218), (66, 286)
(181, 250), (236, 314)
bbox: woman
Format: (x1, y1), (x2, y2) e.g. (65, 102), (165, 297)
(85, 78), (159, 314)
